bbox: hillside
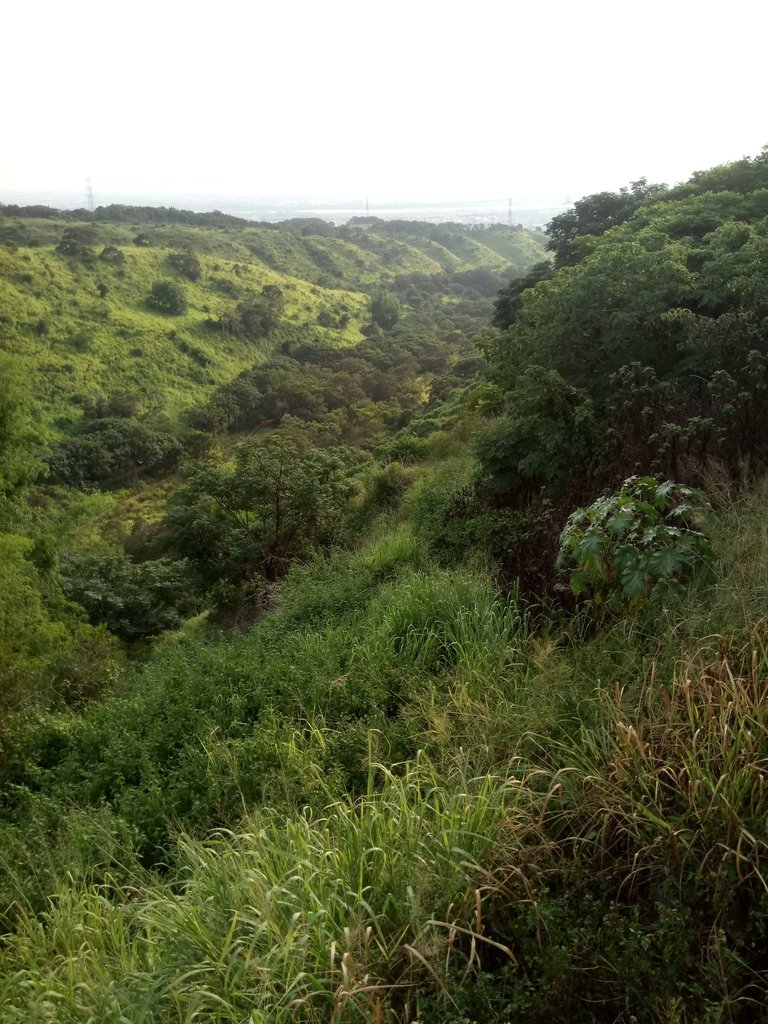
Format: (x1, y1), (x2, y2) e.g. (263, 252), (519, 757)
(2, 153), (768, 1023)
(0, 212), (545, 433)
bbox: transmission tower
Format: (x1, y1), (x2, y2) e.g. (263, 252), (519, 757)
(85, 177), (96, 213)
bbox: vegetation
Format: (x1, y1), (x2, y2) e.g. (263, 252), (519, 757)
(3, 152), (768, 1022)
(557, 476), (715, 611)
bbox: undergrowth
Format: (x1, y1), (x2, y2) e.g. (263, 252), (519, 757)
(2, 486), (768, 1021)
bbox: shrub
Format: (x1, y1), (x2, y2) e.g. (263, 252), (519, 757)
(557, 476), (715, 611)
(60, 554), (196, 642)
(369, 289), (401, 330)
(147, 280), (187, 315)
(98, 245), (125, 265)
(168, 251), (201, 281)
(46, 418), (183, 487)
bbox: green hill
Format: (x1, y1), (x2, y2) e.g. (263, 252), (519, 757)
(5, 154), (768, 1022)
(0, 211), (546, 432)
(0, 243), (367, 430)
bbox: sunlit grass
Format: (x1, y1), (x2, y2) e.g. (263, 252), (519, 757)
(0, 757), (519, 1023)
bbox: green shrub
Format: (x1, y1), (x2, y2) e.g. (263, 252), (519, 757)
(46, 418), (183, 488)
(557, 476), (714, 611)
(167, 251), (201, 281)
(60, 554), (196, 642)
(147, 280), (187, 315)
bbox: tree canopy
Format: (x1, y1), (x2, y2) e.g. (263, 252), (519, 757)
(165, 437), (354, 596)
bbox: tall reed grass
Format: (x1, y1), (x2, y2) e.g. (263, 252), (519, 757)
(0, 757), (519, 1023)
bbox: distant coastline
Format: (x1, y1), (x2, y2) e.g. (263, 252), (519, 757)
(0, 191), (568, 229)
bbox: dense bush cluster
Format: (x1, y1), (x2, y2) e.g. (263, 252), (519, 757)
(46, 417), (183, 487)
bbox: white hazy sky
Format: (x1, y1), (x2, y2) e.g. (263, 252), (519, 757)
(2, 0), (767, 205)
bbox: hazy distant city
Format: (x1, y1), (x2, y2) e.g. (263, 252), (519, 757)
(0, 190), (569, 229)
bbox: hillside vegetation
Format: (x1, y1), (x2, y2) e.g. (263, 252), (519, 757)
(2, 152), (768, 1023)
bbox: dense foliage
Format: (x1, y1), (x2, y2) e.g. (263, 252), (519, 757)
(166, 436), (354, 596)
(557, 476), (714, 610)
(3, 155), (768, 1022)
(46, 417), (183, 487)
(459, 146), (768, 595)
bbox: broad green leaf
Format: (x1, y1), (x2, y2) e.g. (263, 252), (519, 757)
(569, 568), (590, 596)
(650, 546), (687, 576)
(607, 509), (634, 535)
(621, 565), (647, 597)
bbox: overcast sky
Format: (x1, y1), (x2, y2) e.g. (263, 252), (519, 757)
(2, 0), (766, 206)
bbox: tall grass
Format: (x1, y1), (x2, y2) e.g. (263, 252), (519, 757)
(0, 757), (518, 1023)
(358, 569), (528, 681)
(552, 634), (768, 929)
(4, 485), (768, 1021)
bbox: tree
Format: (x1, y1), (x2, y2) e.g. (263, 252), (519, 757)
(147, 280), (188, 315)
(212, 286), (285, 340)
(165, 437), (353, 591)
(474, 367), (597, 494)
(369, 289), (401, 330)
(60, 554), (195, 642)
(99, 245), (125, 265)
(546, 179), (666, 268)
(492, 261), (554, 330)
(55, 226), (97, 264)
(46, 418), (182, 487)
(168, 251), (201, 281)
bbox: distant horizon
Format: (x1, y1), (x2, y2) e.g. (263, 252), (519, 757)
(0, 189), (570, 229)
(4, 0), (766, 223)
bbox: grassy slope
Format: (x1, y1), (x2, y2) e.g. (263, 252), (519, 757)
(0, 245), (367, 431)
(479, 225), (549, 262)
(1, 464), (767, 1021)
(0, 219), (546, 432)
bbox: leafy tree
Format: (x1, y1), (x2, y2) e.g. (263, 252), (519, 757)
(0, 534), (124, 711)
(165, 437), (353, 590)
(98, 245), (125, 265)
(168, 251), (201, 281)
(213, 285), (285, 340)
(147, 280), (188, 315)
(46, 418), (182, 488)
(60, 554), (195, 642)
(484, 237), (694, 398)
(546, 178), (666, 268)
(369, 289), (401, 330)
(474, 367), (597, 494)
(492, 261), (554, 330)
(85, 392), (139, 419)
(50, 226), (99, 267)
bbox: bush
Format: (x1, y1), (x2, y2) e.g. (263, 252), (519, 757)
(98, 245), (125, 265)
(212, 286), (285, 340)
(46, 418), (183, 487)
(369, 289), (401, 330)
(60, 554), (196, 642)
(168, 251), (201, 281)
(557, 476), (715, 611)
(147, 280), (187, 315)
